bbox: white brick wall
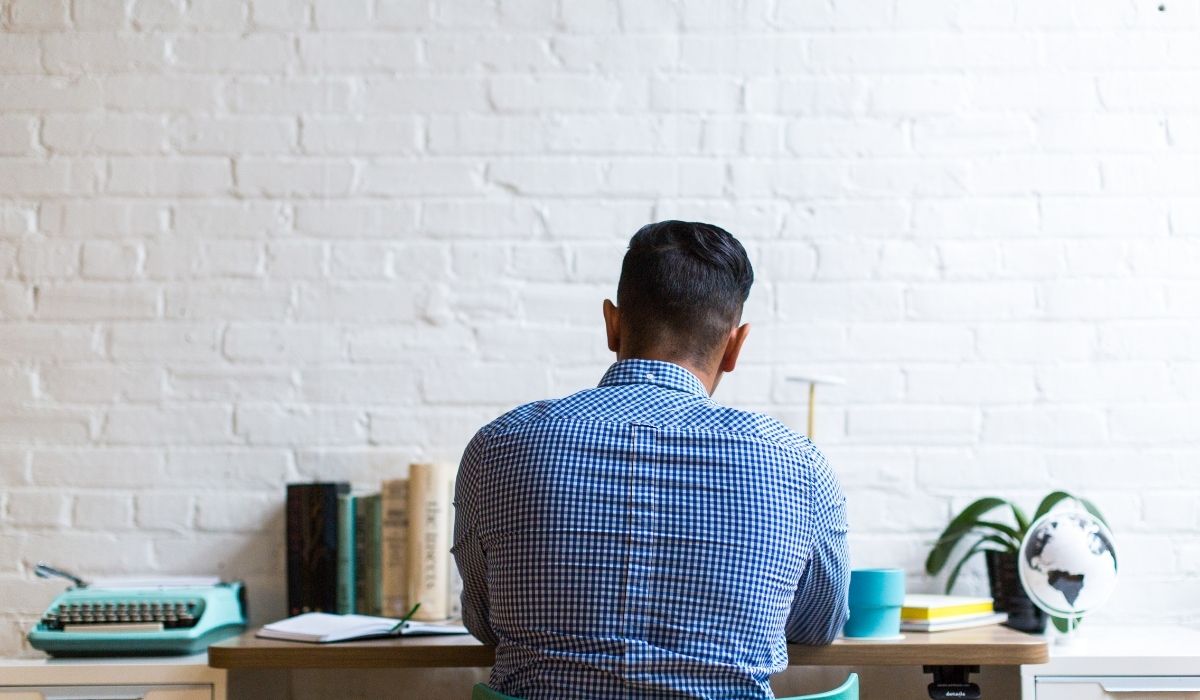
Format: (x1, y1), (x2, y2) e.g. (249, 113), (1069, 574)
(1, 0), (1198, 656)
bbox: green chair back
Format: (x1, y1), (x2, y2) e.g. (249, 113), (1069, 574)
(472, 683), (520, 700)
(779, 672), (860, 700)
(473, 673), (859, 700)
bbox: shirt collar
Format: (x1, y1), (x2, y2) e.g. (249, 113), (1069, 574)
(598, 359), (710, 398)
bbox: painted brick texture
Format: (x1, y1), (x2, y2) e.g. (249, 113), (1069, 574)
(1, 0), (1198, 654)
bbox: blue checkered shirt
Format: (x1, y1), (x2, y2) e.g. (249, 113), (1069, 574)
(452, 359), (850, 699)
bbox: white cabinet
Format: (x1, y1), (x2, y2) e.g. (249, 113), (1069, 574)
(0, 655), (225, 700)
(1022, 626), (1200, 700)
(1036, 677), (1200, 699)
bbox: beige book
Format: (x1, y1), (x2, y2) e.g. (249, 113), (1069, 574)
(407, 463), (451, 621)
(448, 478), (462, 620)
(380, 478), (409, 618)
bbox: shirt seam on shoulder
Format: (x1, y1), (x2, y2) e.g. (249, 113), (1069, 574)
(484, 414), (821, 463)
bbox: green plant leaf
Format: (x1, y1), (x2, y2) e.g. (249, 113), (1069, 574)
(1031, 491), (1110, 529)
(1050, 615), (1081, 634)
(975, 533), (1016, 552)
(925, 497), (1011, 575)
(930, 521), (1019, 551)
(1010, 503), (1030, 534)
(1033, 491), (1075, 522)
(974, 520), (1022, 548)
(943, 536), (1006, 594)
(1080, 497), (1109, 528)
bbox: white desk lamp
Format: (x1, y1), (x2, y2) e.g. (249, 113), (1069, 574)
(785, 374), (845, 438)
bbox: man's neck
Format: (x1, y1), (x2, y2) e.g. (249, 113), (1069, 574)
(617, 352), (720, 395)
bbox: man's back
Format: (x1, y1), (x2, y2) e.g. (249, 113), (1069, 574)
(453, 359), (849, 699)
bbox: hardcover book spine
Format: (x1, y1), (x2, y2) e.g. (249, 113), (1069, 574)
(381, 478), (409, 617)
(355, 493), (383, 615)
(407, 463), (451, 621)
(337, 493), (357, 614)
(286, 482), (349, 616)
(447, 478), (462, 620)
(286, 484), (305, 617)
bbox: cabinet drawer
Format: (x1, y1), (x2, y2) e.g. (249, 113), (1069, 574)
(1038, 676), (1200, 700)
(0, 686), (211, 700)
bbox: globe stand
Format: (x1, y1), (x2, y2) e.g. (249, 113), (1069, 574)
(1053, 615), (1082, 647)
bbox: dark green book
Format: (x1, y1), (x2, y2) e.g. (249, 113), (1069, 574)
(336, 493), (357, 614)
(355, 493), (383, 616)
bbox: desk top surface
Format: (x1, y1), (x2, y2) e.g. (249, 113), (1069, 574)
(208, 625), (1049, 669)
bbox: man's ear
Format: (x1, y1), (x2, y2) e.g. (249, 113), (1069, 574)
(718, 323), (751, 374)
(603, 299), (621, 354)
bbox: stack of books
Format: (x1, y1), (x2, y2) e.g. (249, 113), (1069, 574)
(900, 595), (1007, 632)
(285, 464), (460, 623)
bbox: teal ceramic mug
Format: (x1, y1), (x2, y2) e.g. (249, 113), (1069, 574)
(843, 568), (905, 638)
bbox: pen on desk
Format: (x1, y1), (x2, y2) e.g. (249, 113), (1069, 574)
(389, 603), (422, 634)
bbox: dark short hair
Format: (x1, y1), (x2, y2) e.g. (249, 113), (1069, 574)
(616, 220), (753, 361)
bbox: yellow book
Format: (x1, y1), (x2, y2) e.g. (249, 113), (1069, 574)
(901, 595), (995, 621)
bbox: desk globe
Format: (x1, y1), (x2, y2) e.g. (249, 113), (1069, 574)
(1018, 509), (1118, 643)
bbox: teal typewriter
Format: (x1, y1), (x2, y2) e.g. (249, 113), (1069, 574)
(27, 563), (247, 657)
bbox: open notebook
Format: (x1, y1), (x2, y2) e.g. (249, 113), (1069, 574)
(257, 612), (469, 643)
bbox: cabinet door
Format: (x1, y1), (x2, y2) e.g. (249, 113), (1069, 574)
(1037, 676), (1200, 700)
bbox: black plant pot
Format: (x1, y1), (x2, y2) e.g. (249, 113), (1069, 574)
(985, 550), (1046, 633)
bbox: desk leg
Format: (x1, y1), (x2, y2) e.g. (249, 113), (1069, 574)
(923, 665), (981, 700)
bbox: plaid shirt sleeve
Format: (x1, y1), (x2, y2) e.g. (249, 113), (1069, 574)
(783, 450), (850, 644)
(451, 428), (497, 645)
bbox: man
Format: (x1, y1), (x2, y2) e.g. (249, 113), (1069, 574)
(452, 221), (849, 699)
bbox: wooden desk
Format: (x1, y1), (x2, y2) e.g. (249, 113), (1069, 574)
(208, 625), (1048, 670)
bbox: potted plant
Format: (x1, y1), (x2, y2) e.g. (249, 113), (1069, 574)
(925, 490), (1107, 633)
